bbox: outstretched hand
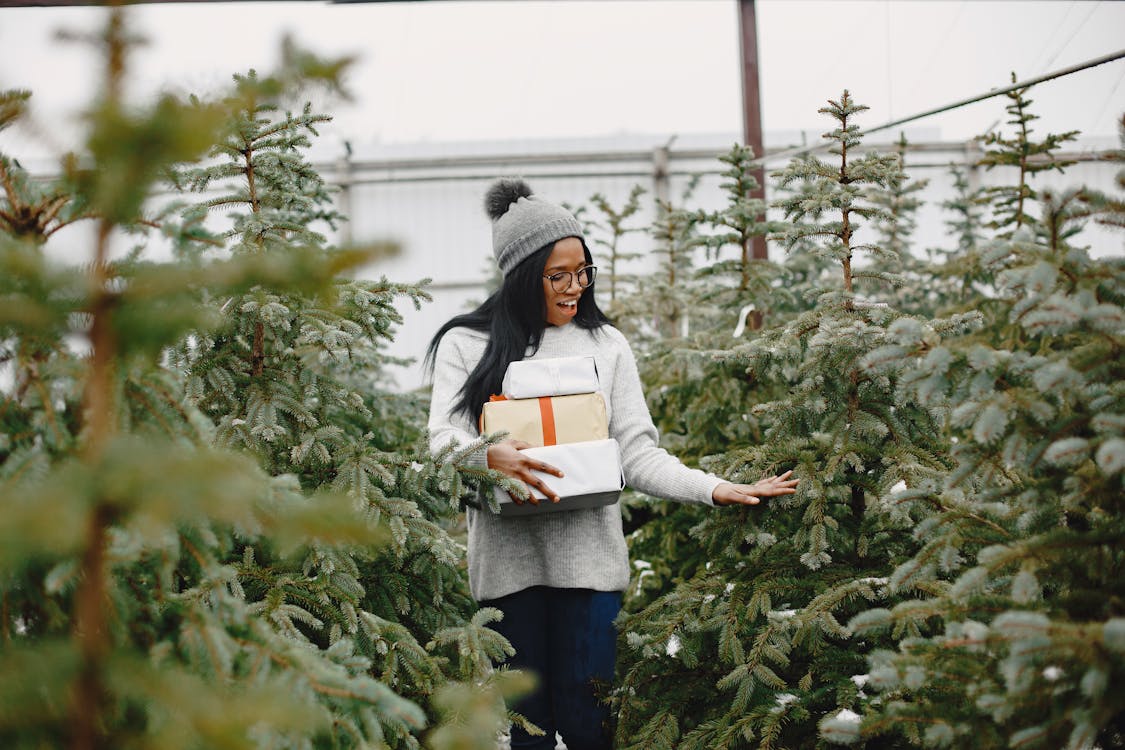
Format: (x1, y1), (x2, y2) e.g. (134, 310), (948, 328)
(487, 438), (565, 505)
(712, 470), (799, 507)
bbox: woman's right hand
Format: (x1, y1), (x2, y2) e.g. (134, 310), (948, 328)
(487, 439), (564, 505)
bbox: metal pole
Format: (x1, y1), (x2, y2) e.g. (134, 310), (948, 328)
(738, 0), (768, 262)
(336, 143), (354, 246)
(652, 144), (670, 211)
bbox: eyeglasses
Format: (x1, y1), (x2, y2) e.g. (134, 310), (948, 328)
(543, 266), (598, 293)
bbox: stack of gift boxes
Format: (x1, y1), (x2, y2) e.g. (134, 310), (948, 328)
(480, 356), (624, 516)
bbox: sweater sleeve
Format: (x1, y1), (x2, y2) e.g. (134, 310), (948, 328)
(427, 330), (488, 469)
(607, 331), (723, 506)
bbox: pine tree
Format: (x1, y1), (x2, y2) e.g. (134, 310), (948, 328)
(868, 134), (936, 316)
(0, 11), (517, 749)
(927, 163), (992, 312)
(1078, 114), (1125, 232)
(617, 150), (783, 572)
(836, 121), (1125, 750)
(612, 92), (965, 749)
(587, 184), (646, 306)
(602, 179), (717, 584)
(611, 176), (702, 347)
(978, 72), (1079, 236)
(0, 97), (92, 244)
(164, 44), (521, 750)
(918, 85), (1089, 356)
(761, 175), (840, 321)
(944, 166), (988, 265)
(870, 135), (926, 263)
(638, 146), (786, 463)
(695, 143), (780, 311)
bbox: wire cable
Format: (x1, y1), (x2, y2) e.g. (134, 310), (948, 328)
(1039, 2), (1101, 73)
(1090, 63), (1125, 136)
(1033, 1), (1079, 75)
(751, 48), (1125, 167)
(903, 1), (965, 97)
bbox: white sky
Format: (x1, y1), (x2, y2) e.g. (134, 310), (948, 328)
(1, 0), (1123, 163)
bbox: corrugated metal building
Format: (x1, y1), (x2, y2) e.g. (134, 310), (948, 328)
(15, 130), (1119, 393)
(334, 131), (1120, 391)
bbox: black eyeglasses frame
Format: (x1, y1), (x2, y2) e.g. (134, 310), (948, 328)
(543, 266), (598, 293)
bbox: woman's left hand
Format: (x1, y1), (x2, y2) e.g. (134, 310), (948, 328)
(712, 470), (799, 507)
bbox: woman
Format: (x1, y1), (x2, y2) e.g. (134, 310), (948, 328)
(426, 178), (797, 750)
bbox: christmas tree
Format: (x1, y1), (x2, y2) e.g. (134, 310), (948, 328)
(586, 184), (646, 306)
(606, 176), (702, 347)
(978, 73), (1079, 237)
(0, 11), (519, 749)
(614, 148), (784, 585)
(867, 134), (937, 317)
(612, 91), (966, 749)
(695, 143), (779, 314)
(165, 61), (525, 749)
(923, 163), (991, 314)
(832, 106), (1125, 750)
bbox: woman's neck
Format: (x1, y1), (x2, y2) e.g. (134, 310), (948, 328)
(543, 321), (579, 335)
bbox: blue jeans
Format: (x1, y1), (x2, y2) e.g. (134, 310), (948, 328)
(481, 586), (621, 750)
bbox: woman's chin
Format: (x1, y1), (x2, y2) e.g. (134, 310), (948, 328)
(546, 303), (579, 327)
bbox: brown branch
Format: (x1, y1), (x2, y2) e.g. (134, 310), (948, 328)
(25, 355), (67, 448)
(838, 110), (854, 303)
(917, 494), (1013, 537)
(70, 218), (117, 750)
(126, 382), (178, 438)
(244, 147), (260, 216)
(740, 233), (750, 291)
(37, 195), (70, 232)
(251, 321), (265, 377)
(1015, 94), (1029, 229)
(0, 157), (20, 206)
(179, 534), (208, 568)
(43, 211), (97, 239)
(249, 120), (300, 144)
(81, 220), (116, 461)
(145, 379), (196, 428)
(70, 503), (111, 750)
(205, 197), (256, 209)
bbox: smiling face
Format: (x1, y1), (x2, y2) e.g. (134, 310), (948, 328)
(542, 236), (588, 327)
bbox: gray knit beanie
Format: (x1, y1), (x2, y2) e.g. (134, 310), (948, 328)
(484, 178), (584, 276)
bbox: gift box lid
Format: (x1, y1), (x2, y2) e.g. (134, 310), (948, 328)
(502, 355), (600, 399)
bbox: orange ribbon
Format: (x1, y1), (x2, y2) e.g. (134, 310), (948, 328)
(480, 394), (557, 445)
(538, 396), (556, 446)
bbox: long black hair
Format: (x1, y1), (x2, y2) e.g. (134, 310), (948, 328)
(425, 238), (611, 424)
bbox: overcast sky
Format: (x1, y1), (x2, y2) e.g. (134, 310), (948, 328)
(1, 0), (1123, 163)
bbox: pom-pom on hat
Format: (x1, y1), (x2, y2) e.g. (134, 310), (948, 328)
(485, 178), (584, 277)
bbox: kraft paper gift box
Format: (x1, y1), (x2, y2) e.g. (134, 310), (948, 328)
(502, 356), (600, 399)
(494, 438), (624, 516)
(480, 392), (608, 448)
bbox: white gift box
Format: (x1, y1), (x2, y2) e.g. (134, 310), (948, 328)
(501, 356), (601, 399)
(495, 438), (624, 516)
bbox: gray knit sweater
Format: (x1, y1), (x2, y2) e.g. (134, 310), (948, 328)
(428, 322), (725, 602)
